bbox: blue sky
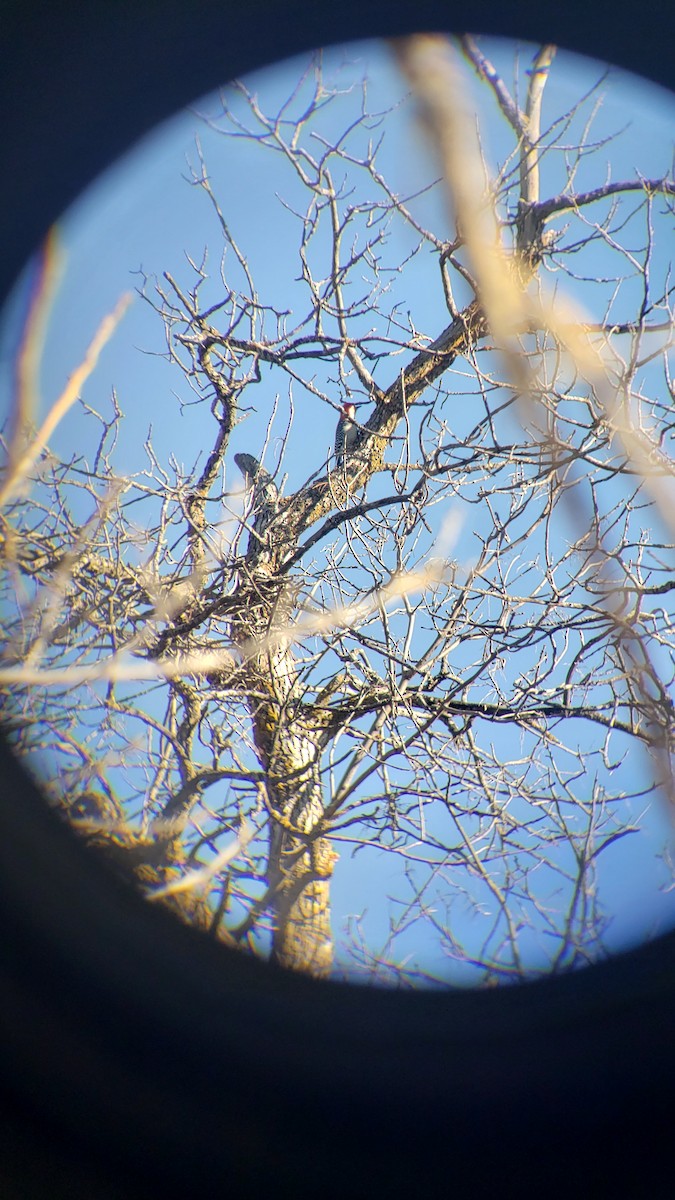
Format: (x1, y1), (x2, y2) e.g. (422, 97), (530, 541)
(1, 37), (674, 984)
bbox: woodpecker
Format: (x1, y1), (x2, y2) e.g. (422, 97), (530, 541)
(334, 403), (361, 469)
(234, 452), (279, 543)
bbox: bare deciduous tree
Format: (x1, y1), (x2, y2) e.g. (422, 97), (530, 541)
(2, 37), (674, 985)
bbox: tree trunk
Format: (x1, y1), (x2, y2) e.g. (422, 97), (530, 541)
(232, 567), (337, 977)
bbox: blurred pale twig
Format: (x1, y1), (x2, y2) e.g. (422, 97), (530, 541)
(0, 290), (132, 508)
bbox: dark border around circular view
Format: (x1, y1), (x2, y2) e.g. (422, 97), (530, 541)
(2, 3), (674, 1195)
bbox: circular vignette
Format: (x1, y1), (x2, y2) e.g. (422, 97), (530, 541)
(1, 2), (674, 1196)
(3, 0), (673, 300)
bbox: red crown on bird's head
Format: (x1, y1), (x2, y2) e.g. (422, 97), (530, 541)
(339, 402), (358, 418)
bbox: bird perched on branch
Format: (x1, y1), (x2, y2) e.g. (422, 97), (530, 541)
(334, 402), (364, 469)
(234, 452), (279, 544)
